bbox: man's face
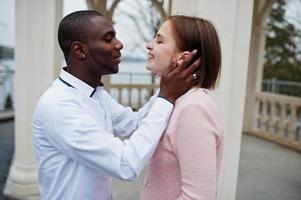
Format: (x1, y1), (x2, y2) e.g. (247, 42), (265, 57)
(85, 16), (123, 75)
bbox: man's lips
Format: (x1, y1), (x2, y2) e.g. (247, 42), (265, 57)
(114, 52), (121, 59)
(114, 53), (121, 63)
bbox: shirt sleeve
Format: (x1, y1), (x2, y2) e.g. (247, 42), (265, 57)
(175, 104), (218, 200)
(105, 89), (159, 137)
(41, 93), (173, 181)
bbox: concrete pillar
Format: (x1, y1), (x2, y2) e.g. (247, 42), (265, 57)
(243, 0), (275, 132)
(4, 0), (63, 199)
(172, 1), (254, 199)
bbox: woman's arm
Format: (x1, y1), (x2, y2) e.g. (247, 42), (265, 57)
(175, 104), (218, 200)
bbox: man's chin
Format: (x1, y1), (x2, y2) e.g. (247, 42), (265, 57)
(110, 66), (119, 75)
(102, 65), (119, 75)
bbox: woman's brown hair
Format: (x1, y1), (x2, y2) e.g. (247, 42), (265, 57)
(167, 15), (222, 90)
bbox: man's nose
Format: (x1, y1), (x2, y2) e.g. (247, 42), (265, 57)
(115, 40), (123, 50)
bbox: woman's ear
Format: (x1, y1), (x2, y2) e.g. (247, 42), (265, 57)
(178, 51), (191, 60)
(176, 51), (191, 66)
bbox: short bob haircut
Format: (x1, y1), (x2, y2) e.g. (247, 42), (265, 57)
(167, 15), (222, 90)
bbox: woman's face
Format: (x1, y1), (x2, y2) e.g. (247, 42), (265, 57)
(146, 20), (181, 75)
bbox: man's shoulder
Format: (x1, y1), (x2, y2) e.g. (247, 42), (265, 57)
(35, 83), (80, 112)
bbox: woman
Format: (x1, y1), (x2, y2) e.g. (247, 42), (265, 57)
(139, 15), (224, 200)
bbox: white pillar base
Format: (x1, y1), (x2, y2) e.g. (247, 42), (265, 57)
(4, 162), (39, 199)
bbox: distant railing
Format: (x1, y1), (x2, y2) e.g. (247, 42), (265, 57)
(109, 72), (159, 110)
(249, 92), (301, 151)
(109, 84), (159, 110)
(262, 79), (301, 97)
(0, 68), (14, 120)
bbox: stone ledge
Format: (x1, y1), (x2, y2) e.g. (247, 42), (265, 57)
(0, 111), (14, 121)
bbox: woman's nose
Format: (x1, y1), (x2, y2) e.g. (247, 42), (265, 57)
(146, 41), (153, 50)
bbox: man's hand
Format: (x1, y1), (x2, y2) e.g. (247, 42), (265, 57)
(159, 50), (201, 104)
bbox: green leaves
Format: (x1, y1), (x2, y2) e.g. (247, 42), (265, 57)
(264, 0), (301, 82)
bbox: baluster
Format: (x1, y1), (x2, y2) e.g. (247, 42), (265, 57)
(259, 100), (267, 132)
(148, 88), (153, 100)
(297, 106), (301, 148)
(118, 88), (121, 103)
(288, 104), (297, 145)
(269, 100), (275, 135)
(128, 88), (131, 107)
(265, 101), (270, 132)
(278, 103), (286, 142)
(122, 88), (128, 106)
(254, 97), (260, 131)
(138, 88), (142, 109)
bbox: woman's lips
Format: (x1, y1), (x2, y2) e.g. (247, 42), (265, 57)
(148, 53), (154, 60)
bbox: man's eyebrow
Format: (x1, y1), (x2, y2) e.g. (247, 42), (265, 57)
(102, 30), (115, 37)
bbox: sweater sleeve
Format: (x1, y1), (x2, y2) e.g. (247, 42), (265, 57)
(175, 104), (218, 200)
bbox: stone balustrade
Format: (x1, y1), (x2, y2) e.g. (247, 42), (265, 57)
(108, 83), (159, 110)
(250, 92), (301, 151)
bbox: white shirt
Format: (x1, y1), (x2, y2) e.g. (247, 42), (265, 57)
(32, 68), (173, 200)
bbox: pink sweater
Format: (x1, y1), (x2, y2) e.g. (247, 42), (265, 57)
(139, 88), (223, 200)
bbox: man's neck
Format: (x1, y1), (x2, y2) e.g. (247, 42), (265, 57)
(65, 66), (102, 88)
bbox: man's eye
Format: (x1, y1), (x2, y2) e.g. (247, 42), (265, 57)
(156, 40), (162, 44)
(104, 37), (113, 42)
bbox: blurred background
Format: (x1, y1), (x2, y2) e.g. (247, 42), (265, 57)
(0, 0), (300, 199)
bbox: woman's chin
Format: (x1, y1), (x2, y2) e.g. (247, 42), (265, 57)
(146, 65), (165, 76)
(146, 65), (154, 73)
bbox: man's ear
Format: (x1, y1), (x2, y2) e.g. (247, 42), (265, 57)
(71, 41), (87, 59)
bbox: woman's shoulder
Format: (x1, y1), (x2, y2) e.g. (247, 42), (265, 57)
(172, 88), (224, 137)
(174, 88), (223, 130)
(175, 88), (218, 112)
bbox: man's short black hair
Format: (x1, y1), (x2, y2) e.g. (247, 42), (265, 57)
(58, 10), (103, 60)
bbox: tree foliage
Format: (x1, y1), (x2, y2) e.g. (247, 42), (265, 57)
(114, 0), (165, 56)
(263, 0), (301, 81)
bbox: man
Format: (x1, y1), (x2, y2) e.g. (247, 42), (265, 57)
(32, 10), (200, 200)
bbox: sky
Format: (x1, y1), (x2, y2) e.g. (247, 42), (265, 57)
(285, 0), (301, 26)
(0, 0), (15, 48)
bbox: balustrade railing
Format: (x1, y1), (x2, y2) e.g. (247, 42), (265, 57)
(0, 60), (14, 120)
(108, 83), (159, 110)
(250, 92), (301, 151)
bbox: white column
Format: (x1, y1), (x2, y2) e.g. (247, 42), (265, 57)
(4, 0), (63, 199)
(172, 1), (254, 199)
(243, 0), (275, 132)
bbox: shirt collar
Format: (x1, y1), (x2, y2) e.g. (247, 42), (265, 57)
(59, 67), (103, 98)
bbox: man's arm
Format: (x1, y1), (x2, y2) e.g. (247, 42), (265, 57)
(107, 89), (159, 137)
(40, 93), (173, 181)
